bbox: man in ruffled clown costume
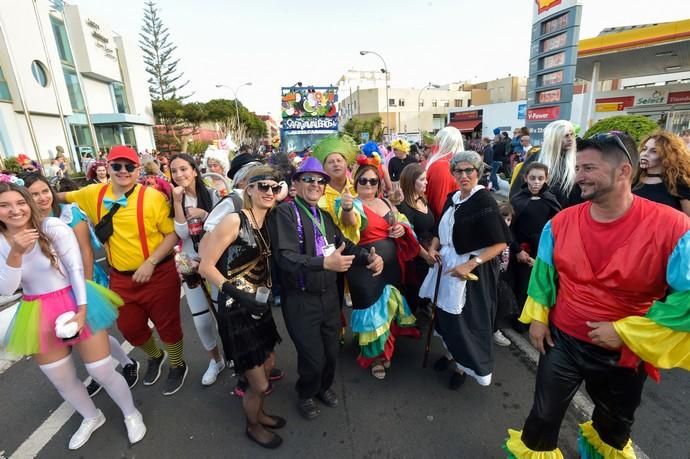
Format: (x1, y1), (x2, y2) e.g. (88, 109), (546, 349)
(504, 132), (690, 459)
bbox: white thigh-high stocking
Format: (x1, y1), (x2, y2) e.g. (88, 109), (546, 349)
(85, 356), (136, 417)
(185, 284), (218, 352)
(39, 355), (99, 419)
(108, 335), (133, 367)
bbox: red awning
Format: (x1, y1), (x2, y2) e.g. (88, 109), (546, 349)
(447, 120), (481, 132)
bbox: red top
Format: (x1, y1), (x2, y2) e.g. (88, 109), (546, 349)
(425, 160), (458, 222)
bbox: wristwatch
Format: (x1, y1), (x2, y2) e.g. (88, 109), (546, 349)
(474, 257), (484, 265)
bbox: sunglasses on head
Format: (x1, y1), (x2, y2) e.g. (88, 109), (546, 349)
(453, 167), (477, 176)
(254, 182), (282, 194)
(300, 176), (328, 185)
(357, 177), (380, 186)
(587, 132), (633, 165)
(110, 163), (137, 173)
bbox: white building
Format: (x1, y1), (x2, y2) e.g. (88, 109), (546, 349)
(0, 0), (155, 171)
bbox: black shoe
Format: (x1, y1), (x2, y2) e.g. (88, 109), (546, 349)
(316, 389), (338, 408)
(268, 368), (285, 382)
(163, 362), (188, 396)
(143, 351), (167, 386)
(122, 360), (140, 388)
(245, 428), (283, 449)
(433, 356), (451, 372)
(86, 379), (102, 397)
(297, 398), (320, 420)
(449, 371), (466, 390)
(260, 415), (287, 429)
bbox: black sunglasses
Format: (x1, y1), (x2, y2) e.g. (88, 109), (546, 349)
(255, 182), (282, 194)
(357, 177), (380, 186)
(300, 176), (328, 185)
(453, 167), (477, 176)
(110, 163), (137, 173)
(587, 132), (633, 165)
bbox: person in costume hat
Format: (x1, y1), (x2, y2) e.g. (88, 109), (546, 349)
(268, 156), (383, 420)
(388, 138), (417, 203)
(203, 146), (231, 197)
(0, 179), (146, 450)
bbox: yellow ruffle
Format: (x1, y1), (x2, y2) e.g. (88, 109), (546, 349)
(518, 297), (550, 325)
(579, 421), (636, 459)
(504, 429), (564, 459)
(613, 317), (690, 370)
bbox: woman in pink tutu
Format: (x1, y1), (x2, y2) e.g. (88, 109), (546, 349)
(0, 178), (146, 450)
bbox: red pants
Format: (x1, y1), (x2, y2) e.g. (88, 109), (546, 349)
(110, 258), (183, 346)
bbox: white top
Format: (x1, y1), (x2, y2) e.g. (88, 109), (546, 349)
(0, 217), (87, 304)
(174, 190), (220, 255)
(203, 189), (244, 233)
(419, 185), (485, 315)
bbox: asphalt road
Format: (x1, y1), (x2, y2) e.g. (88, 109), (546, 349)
(1, 295), (688, 458)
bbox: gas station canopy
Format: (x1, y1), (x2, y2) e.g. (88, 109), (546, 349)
(577, 19), (690, 81)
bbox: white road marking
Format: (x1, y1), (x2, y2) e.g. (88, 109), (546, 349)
(503, 329), (650, 459)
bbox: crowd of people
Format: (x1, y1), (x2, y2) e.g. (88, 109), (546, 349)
(1, 121), (689, 456)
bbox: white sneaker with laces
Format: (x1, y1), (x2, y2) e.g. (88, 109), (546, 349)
(124, 410), (147, 444)
(201, 359), (225, 386)
(493, 330), (511, 347)
(68, 409), (106, 450)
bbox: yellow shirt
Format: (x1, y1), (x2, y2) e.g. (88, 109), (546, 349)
(66, 183), (175, 271)
(318, 178), (361, 243)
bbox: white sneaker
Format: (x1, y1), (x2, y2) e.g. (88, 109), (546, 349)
(493, 330), (511, 347)
(68, 409), (106, 450)
(201, 359), (225, 386)
(124, 410), (146, 444)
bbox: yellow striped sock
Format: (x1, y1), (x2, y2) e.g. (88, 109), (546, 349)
(139, 336), (163, 359)
(165, 339), (184, 368)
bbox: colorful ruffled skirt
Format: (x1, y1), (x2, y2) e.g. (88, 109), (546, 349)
(3, 281), (122, 356)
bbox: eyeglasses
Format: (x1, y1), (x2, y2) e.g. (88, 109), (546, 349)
(254, 182), (282, 194)
(357, 177), (380, 187)
(587, 132), (633, 165)
(453, 167), (477, 177)
(21, 167), (37, 172)
(300, 176), (328, 185)
(110, 163), (137, 173)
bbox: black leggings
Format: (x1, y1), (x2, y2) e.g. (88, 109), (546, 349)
(521, 326), (647, 451)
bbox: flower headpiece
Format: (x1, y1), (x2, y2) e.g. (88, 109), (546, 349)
(0, 173), (24, 186)
(357, 141), (383, 168)
(16, 153), (32, 166)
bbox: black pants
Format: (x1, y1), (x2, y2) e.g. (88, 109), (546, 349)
(281, 288), (340, 399)
(522, 326), (647, 451)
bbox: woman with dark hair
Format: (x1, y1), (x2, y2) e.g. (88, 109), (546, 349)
(169, 153), (225, 385)
(633, 130), (690, 216)
(340, 151), (420, 380)
(0, 179), (145, 450)
(199, 165), (284, 449)
(87, 161), (109, 185)
(396, 163), (436, 314)
(23, 173), (140, 396)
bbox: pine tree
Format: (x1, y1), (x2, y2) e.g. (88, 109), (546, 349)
(139, 0), (190, 100)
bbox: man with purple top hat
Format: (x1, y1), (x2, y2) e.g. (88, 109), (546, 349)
(268, 157), (384, 420)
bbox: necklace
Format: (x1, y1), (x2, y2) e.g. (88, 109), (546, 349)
(645, 173), (662, 178)
(248, 209), (271, 258)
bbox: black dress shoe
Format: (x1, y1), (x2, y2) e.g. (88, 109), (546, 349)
(449, 371), (466, 390)
(298, 398), (320, 420)
(245, 428), (283, 449)
(316, 389), (338, 408)
(433, 356), (451, 372)
(260, 415), (287, 429)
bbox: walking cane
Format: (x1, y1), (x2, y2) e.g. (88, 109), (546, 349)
(422, 264), (443, 368)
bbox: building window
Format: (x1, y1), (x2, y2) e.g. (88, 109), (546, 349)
(398, 99), (405, 107)
(50, 17), (74, 65)
(112, 82), (129, 114)
(441, 100), (449, 107)
(431, 100), (438, 108)
(0, 66), (11, 101)
(63, 67), (85, 112)
(454, 99), (463, 108)
(418, 99), (424, 108)
(31, 61), (49, 87)
(388, 98), (396, 107)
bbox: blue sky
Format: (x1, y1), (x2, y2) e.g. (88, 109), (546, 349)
(72, 0), (689, 117)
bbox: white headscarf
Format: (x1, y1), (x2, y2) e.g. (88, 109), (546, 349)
(426, 126), (465, 169)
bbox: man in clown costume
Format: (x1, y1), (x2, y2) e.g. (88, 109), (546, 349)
(504, 132), (690, 459)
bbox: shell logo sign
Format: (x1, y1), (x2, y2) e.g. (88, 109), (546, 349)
(536, 0), (561, 14)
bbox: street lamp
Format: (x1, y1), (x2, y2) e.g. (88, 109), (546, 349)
(360, 50), (390, 141)
(215, 82), (253, 130)
(417, 82), (440, 140)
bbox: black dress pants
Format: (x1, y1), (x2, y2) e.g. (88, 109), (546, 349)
(522, 326), (647, 451)
(282, 288), (340, 399)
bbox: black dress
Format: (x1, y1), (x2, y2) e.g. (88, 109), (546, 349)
(398, 200), (435, 310)
(633, 181), (690, 211)
(215, 211), (280, 373)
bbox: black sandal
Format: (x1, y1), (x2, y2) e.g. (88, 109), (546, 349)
(245, 427), (283, 449)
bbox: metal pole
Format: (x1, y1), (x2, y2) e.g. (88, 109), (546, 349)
(581, 61), (600, 132)
(0, 18), (42, 163)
